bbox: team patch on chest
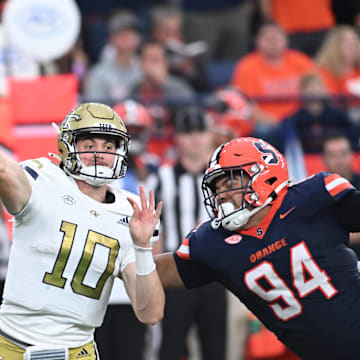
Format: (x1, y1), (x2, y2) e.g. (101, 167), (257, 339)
(225, 234), (242, 245)
(249, 238), (288, 263)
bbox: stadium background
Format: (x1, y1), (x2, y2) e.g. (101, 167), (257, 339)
(0, 1), (360, 360)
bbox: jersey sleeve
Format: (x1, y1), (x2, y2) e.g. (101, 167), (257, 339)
(119, 237), (136, 274)
(296, 172), (355, 214)
(322, 173), (354, 202)
(292, 172), (355, 223)
(15, 158), (49, 223)
(335, 190), (360, 232)
(174, 229), (216, 288)
(20, 158), (49, 185)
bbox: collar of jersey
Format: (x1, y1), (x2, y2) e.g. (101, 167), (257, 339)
(68, 176), (123, 209)
(237, 188), (288, 239)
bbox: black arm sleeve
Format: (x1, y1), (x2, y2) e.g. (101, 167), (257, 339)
(174, 253), (215, 289)
(335, 190), (360, 232)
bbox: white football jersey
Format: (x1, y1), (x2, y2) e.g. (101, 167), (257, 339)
(0, 158), (140, 347)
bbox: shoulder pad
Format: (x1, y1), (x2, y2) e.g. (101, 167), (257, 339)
(20, 157), (58, 181)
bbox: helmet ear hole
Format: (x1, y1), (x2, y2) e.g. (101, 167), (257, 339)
(266, 177), (277, 185)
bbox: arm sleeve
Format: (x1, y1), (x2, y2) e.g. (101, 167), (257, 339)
(174, 252), (216, 289)
(335, 189), (360, 232)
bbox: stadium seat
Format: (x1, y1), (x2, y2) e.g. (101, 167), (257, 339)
(352, 152), (360, 173)
(13, 124), (59, 162)
(304, 154), (326, 176)
(0, 98), (14, 150)
(9, 74), (78, 124)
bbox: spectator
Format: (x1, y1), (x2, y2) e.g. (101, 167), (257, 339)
(180, 0), (254, 61)
(231, 21), (314, 131)
(114, 99), (160, 190)
(322, 131), (360, 187)
(75, 0), (125, 64)
(280, 73), (354, 154)
(150, 4), (210, 92)
(316, 25), (360, 94)
(321, 131), (360, 258)
(75, 0), (163, 64)
(151, 107), (227, 360)
(84, 10), (142, 103)
(206, 87), (255, 148)
(130, 41), (195, 160)
(269, 73), (355, 182)
(259, 0), (335, 56)
(315, 25), (360, 123)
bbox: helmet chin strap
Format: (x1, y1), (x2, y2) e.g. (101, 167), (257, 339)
(211, 180), (290, 231)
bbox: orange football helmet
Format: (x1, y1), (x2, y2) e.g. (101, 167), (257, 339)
(208, 88), (254, 138)
(113, 100), (152, 128)
(202, 137), (289, 230)
(113, 100), (153, 154)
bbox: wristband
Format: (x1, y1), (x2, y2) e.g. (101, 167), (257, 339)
(134, 245), (156, 276)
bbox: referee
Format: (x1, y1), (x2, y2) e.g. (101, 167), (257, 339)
(151, 106), (227, 360)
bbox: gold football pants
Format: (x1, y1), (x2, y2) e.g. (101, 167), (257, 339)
(0, 334), (98, 360)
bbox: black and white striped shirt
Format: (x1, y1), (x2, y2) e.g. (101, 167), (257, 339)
(150, 162), (209, 252)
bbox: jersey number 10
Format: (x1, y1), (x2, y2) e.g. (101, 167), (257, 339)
(43, 221), (120, 299)
(244, 241), (338, 321)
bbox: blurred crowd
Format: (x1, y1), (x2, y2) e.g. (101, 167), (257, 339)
(2, 1), (360, 360)
(55, 1), (360, 167)
(3, 0), (360, 165)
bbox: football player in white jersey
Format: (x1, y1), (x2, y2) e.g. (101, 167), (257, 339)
(0, 103), (164, 360)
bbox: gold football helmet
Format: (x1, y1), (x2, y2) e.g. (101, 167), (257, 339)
(58, 103), (130, 186)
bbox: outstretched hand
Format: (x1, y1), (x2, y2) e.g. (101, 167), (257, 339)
(127, 185), (163, 248)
